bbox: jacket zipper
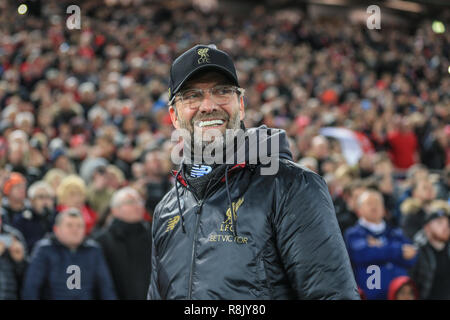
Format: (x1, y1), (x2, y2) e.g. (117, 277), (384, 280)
(185, 166), (234, 299)
(188, 198), (203, 299)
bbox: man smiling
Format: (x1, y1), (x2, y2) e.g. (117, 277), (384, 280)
(170, 72), (243, 148)
(148, 44), (359, 300)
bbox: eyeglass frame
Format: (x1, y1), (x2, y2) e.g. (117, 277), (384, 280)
(169, 85), (245, 109)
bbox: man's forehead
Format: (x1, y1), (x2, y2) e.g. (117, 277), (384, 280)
(34, 189), (51, 195)
(62, 215), (84, 224)
(182, 71), (232, 89)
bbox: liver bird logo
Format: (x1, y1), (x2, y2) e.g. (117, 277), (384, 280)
(224, 197), (244, 225)
(197, 48), (210, 64)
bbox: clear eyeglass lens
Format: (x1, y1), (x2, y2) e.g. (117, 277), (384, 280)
(180, 86), (238, 109)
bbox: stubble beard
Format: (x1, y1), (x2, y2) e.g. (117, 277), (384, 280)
(178, 109), (241, 162)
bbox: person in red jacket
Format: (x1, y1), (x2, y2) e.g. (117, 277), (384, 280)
(387, 117), (418, 170)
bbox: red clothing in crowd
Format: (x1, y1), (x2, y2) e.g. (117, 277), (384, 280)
(387, 276), (419, 300)
(387, 130), (418, 169)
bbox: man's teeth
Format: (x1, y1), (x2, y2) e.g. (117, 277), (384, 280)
(198, 120), (224, 127)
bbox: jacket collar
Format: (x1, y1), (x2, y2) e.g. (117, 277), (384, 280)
(358, 218), (386, 234)
(50, 234), (87, 251)
(171, 162), (246, 189)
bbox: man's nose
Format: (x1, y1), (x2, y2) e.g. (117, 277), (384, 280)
(198, 91), (217, 113)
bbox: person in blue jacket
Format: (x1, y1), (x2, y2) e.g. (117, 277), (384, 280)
(22, 208), (117, 300)
(345, 189), (418, 300)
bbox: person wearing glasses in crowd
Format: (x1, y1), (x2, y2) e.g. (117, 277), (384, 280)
(147, 44), (359, 300)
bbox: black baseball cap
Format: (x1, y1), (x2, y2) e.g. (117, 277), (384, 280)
(168, 44), (239, 104)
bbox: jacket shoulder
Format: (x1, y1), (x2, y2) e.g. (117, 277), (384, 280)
(152, 185), (179, 224)
(83, 238), (102, 250)
(2, 223), (25, 240)
(31, 237), (54, 255)
(269, 158), (323, 188)
(389, 226), (408, 239)
(2, 223), (27, 248)
(278, 158), (314, 175)
(344, 224), (366, 238)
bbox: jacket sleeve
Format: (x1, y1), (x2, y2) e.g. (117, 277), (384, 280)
(345, 231), (403, 266)
(147, 223), (161, 300)
(21, 244), (48, 300)
(273, 170), (360, 299)
(94, 247), (117, 300)
(390, 231), (418, 268)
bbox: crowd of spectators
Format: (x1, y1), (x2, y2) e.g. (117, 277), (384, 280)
(0, 0), (449, 299)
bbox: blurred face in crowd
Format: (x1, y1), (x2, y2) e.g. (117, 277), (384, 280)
(412, 180), (436, 203)
(348, 186), (366, 211)
(62, 186), (85, 209)
(17, 119), (33, 136)
(7, 147), (24, 166)
(54, 214), (85, 249)
(37, 109), (54, 129)
(122, 115), (136, 135)
(311, 136), (329, 159)
(410, 166), (428, 184)
(357, 191), (385, 224)
(374, 159), (393, 176)
(54, 155), (74, 174)
(359, 154), (374, 173)
(144, 151), (163, 177)
(9, 182), (26, 203)
(96, 136), (115, 158)
(92, 167), (108, 190)
(400, 117), (414, 133)
(106, 169), (122, 190)
(169, 72), (244, 150)
(7, 142), (28, 166)
(112, 190), (144, 223)
(425, 216), (450, 243)
(31, 187), (54, 214)
(58, 123), (72, 144)
(396, 283), (416, 300)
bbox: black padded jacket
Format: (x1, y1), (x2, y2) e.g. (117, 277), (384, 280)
(147, 126), (359, 300)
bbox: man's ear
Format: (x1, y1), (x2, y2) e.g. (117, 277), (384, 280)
(239, 96), (245, 121)
(354, 208), (363, 218)
(169, 105), (180, 129)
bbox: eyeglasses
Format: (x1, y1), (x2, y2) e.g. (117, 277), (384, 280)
(171, 85), (244, 110)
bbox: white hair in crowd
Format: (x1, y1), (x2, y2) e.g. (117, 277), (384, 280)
(14, 111), (35, 127)
(8, 129), (28, 144)
(2, 104), (18, 119)
(356, 190), (384, 209)
(110, 187), (142, 208)
(298, 157), (318, 171)
(88, 106), (109, 122)
(78, 82), (95, 94)
(28, 180), (55, 200)
(311, 135), (328, 147)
